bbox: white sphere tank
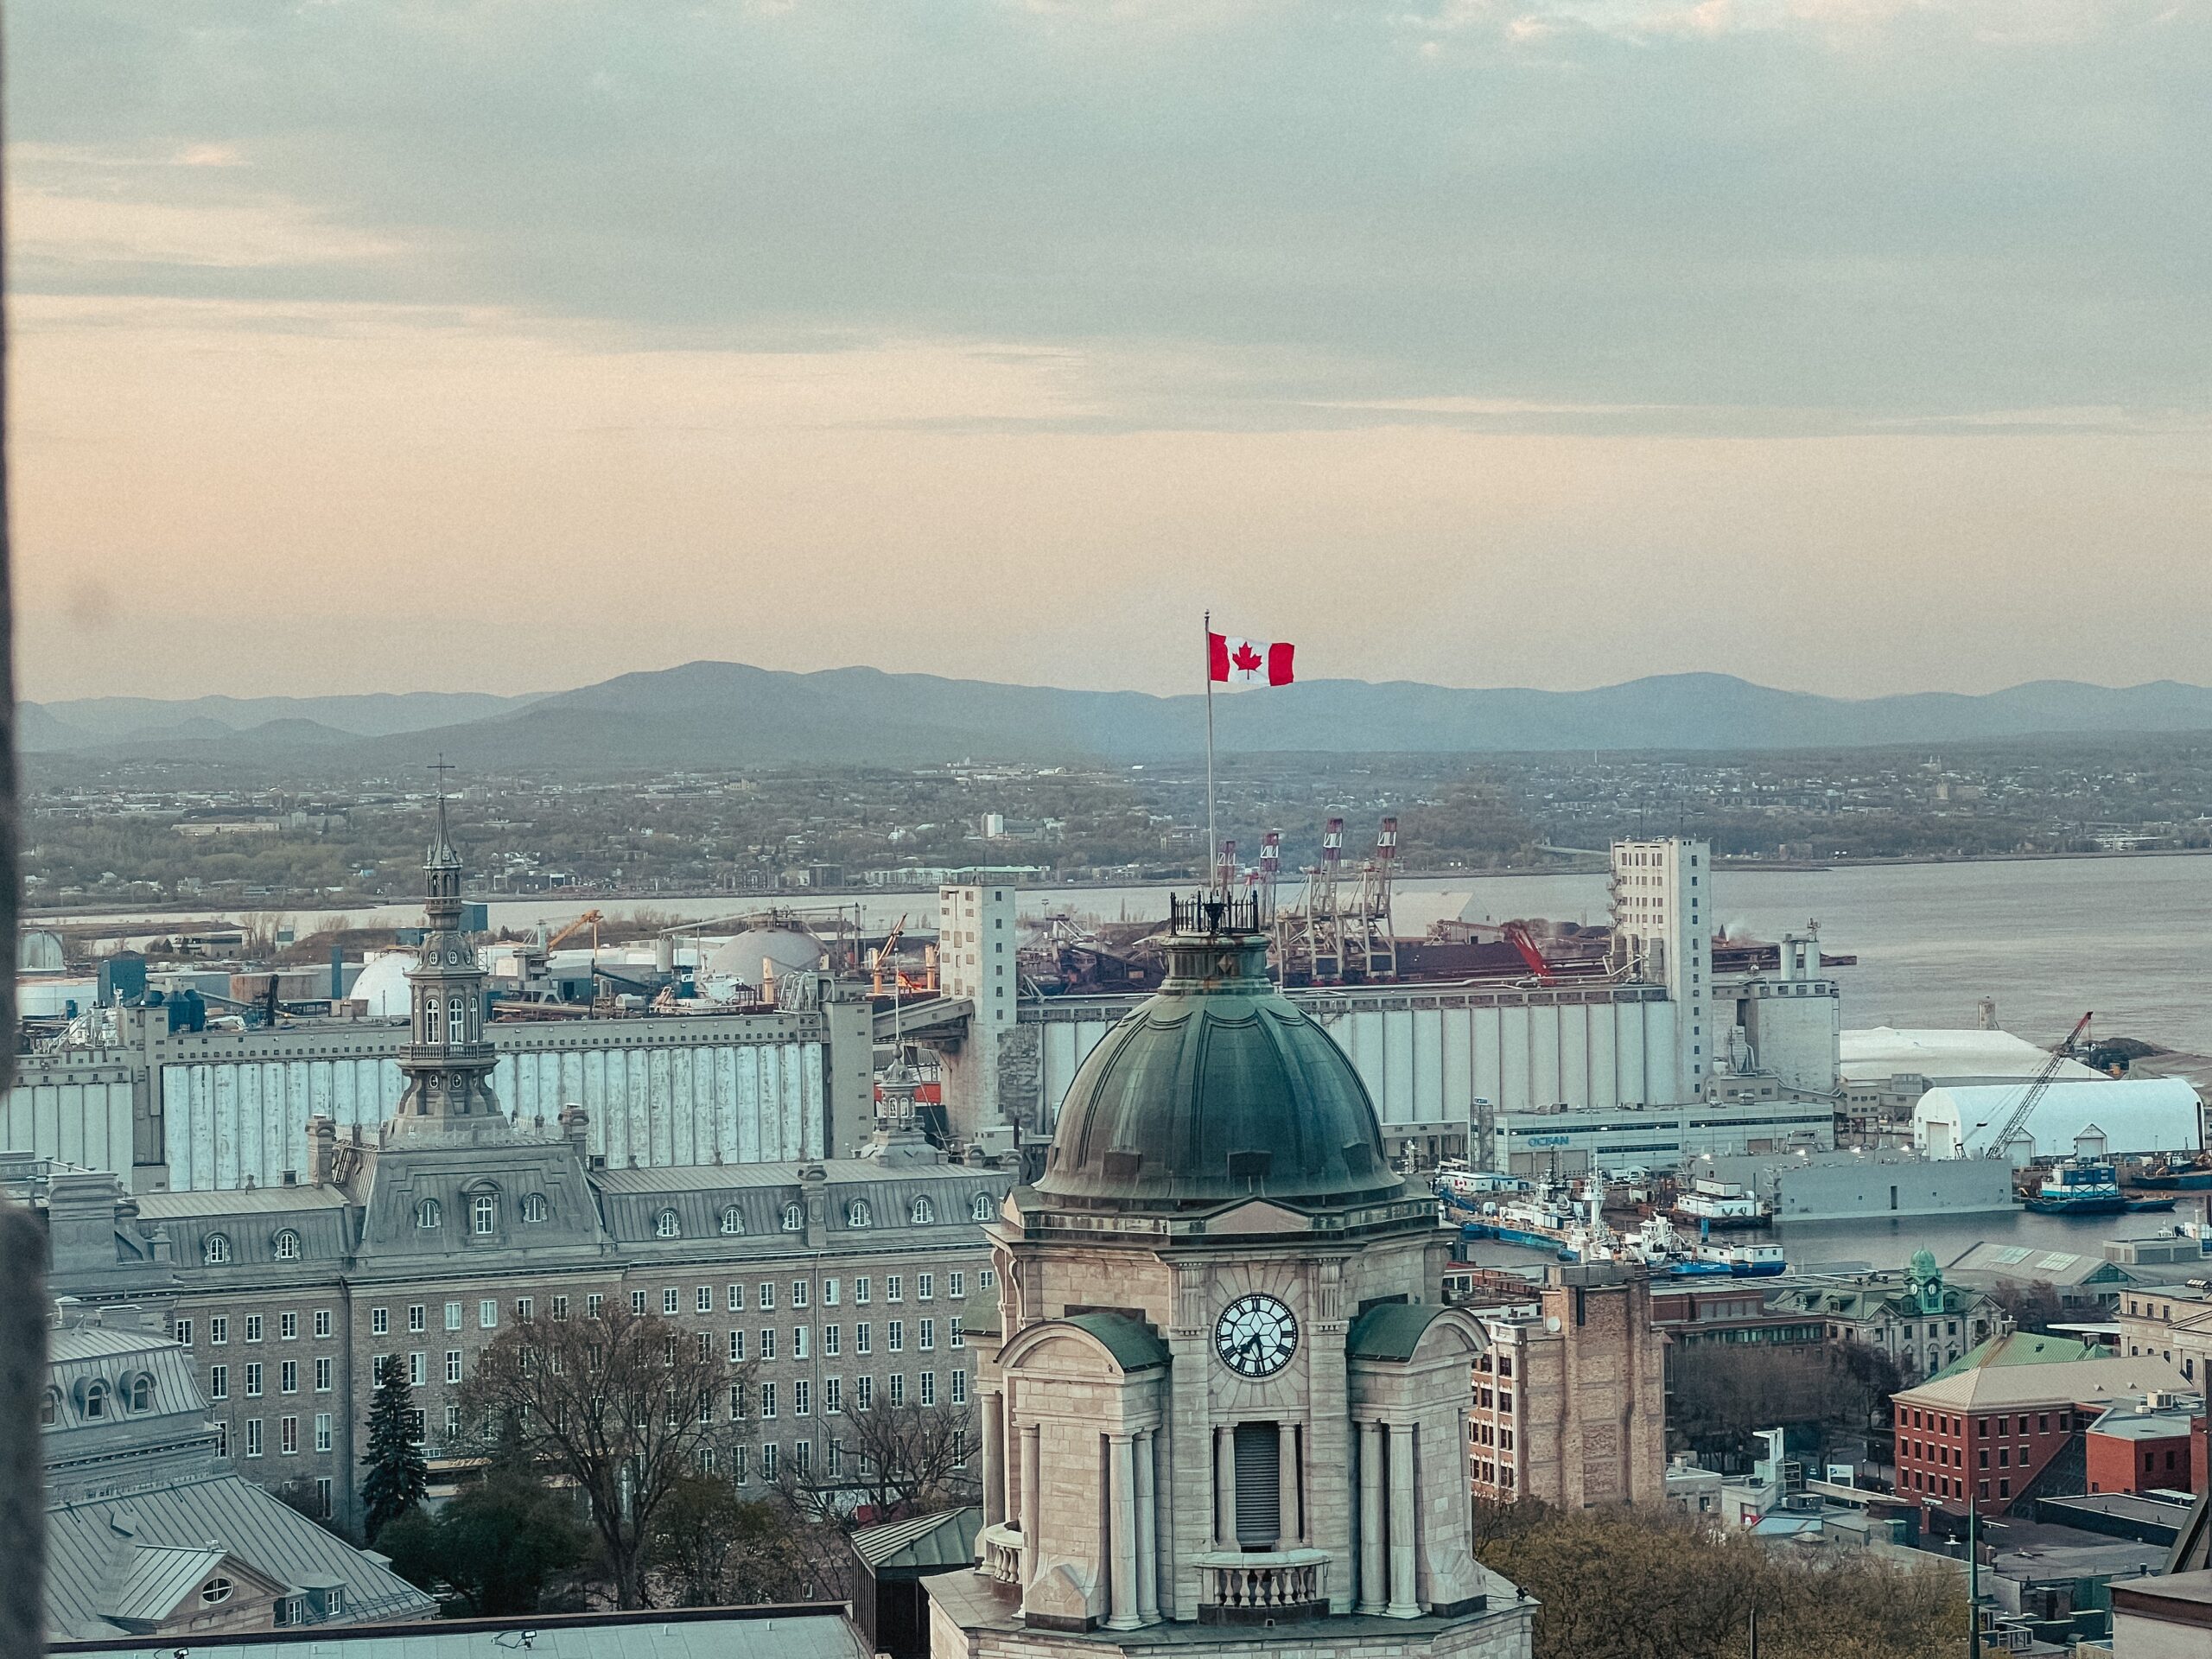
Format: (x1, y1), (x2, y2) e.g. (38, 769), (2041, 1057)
(351, 950), (418, 1018)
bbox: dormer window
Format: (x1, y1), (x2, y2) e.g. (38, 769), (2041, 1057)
(781, 1203), (804, 1233)
(911, 1197), (935, 1225)
(82, 1380), (109, 1420)
(721, 1205), (745, 1236)
(521, 1193), (549, 1224)
(129, 1374), (154, 1411)
(847, 1199), (873, 1229)
(204, 1233), (232, 1266)
(655, 1208), (681, 1239)
(200, 1577), (233, 1605)
(473, 1193), (499, 1236)
(416, 1198), (443, 1230)
(970, 1192), (993, 1223)
(273, 1229), (301, 1262)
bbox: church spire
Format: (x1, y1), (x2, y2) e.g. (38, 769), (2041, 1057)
(387, 764), (504, 1141)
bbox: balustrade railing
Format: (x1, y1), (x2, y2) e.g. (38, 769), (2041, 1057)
(979, 1522), (1024, 1586)
(1196, 1548), (1329, 1622)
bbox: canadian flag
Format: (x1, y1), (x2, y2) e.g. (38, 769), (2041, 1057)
(1208, 632), (1296, 687)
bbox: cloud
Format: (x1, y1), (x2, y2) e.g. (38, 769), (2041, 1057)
(11, 186), (404, 269)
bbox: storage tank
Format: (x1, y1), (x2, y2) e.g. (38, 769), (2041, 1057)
(701, 927), (821, 993)
(349, 950), (418, 1018)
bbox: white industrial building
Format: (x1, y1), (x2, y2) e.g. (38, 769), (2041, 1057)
(1914, 1076), (2204, 1163)
(1006, 839), (1845, 1168)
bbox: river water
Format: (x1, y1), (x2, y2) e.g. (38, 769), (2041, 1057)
(43, 854), (2212, 1054)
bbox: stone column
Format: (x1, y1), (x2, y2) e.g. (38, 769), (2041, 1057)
(1107, 1433), (1141, 1630)
(1357, 1421), (1385, 1615)
(1387, 1422), (1419, 1618)
(1135, 1428), (1160, 1624)
(981, 1389), (1006, 1528)
(1277, 1421), (1301, 1546)
(1020, 1422), (1043, 1586)
(1214, 1424), (1236, 1548)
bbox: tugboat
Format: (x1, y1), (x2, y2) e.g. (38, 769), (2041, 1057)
(2023, 1159), (2131, 1216)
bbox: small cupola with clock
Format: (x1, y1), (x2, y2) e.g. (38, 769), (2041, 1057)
(938, 896), (1526, 1658)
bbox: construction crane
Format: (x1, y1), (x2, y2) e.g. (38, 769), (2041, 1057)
(541, 910), (604, 956)
(1980, 1011), (2093, 1160)
(871, 915), (908, 997)
(1502, 922), (1555, 985)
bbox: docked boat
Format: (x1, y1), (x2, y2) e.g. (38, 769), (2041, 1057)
(1671, 1177), (1771, 1230)
(1694, 1240), (1789, 1277)
(2130, 1161), (2212, 1192)
(2023, 1160), (2131, 1216)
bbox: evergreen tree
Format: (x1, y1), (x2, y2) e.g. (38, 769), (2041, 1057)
(360, 1362), (429, 1541)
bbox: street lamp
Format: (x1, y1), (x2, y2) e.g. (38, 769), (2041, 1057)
(1922, 1493), (1976, 1657)
(1923, 1491), (2005, 1659)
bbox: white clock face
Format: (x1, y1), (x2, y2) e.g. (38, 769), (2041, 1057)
(1214, 1294), (1299, 1379)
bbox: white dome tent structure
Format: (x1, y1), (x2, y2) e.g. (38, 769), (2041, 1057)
(1914, 1076), (2203, 1163)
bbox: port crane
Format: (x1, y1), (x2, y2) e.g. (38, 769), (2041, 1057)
(1502, 922), (1556, 985)
(1980, 1011), (2093, 1160)
(540, 909), (604, 957)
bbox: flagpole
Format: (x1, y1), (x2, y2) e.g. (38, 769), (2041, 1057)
(1204, 609), (1217, 899)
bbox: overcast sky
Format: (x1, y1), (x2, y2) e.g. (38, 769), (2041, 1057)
(13, 0), (2209, 702)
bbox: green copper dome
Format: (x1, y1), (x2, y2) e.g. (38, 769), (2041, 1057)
(1035, 925), (1403, 1214)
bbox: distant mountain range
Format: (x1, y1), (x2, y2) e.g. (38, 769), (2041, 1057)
(25, 664), (2212, 770)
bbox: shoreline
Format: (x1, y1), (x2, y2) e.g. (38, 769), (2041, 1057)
(27, 842), (2212, 931)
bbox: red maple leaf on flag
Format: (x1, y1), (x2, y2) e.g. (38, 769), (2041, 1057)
(1230, 641), (1263, 673)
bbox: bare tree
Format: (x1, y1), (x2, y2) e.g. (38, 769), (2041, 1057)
(832, 1398), (980, 1520)
(459, 1305), (752, 1608)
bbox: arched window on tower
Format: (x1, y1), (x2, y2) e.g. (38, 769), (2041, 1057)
(448, 995), (467, 1042)
(425, 996), (443, 1045)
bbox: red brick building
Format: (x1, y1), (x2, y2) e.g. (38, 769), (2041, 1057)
(1891, 1335), (2190, 1516)
(2085, 1397), (2202, 1496)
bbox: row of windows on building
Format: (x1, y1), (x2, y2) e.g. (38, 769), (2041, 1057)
(211, 1411), (335, 1459)
(651, 1191), (996, 1239)
(351, 1304), (969, 1402)
(179, 1312), (333, 1345)
(39, 1373), (156, 1422)
(200, 1187), (1002, 1262)
(1903, 1437), (2038, 1471)
(702, 1427), (969, 1487)
(1901, 1407), (2069, 1437)
(352, 1366), (969, 1444)
(207, 1357), (335, 1400)
(177, 1268), (993, 1356)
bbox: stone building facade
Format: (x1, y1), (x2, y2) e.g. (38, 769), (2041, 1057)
(36, 810), (1013, 1536)
(1462, 1268), (1667, 1509)
(926, 905), (1533, 1659)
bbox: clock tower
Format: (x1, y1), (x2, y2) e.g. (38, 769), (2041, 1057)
(930, 898), (1533, 1659)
